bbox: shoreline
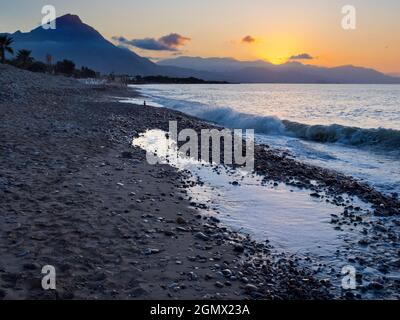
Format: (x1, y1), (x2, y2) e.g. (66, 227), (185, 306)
(124, 86), (400, 299)
(1, 65), (398, 299)
(0, 65), (330, 299)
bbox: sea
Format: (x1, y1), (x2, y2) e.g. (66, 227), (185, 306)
(128, 83), (400, 196)
(126, 83), (400, 298)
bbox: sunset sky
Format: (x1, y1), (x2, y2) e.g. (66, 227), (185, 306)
(1, 0), (399, 74)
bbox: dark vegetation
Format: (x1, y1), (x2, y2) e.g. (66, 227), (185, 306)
(0, 35), (97, 78)
(0, 35), (14, 64)
(131, 75), (229, 84)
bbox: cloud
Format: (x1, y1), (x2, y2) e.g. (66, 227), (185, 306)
(242, 35), (256, 44)
(131, 38), (173, 51)
(289, 53), (314, 60)
(159, 33), (190, 47)
(112, 33), (190, 51)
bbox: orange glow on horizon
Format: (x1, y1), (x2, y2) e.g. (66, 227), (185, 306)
(250, 34), (300, 65)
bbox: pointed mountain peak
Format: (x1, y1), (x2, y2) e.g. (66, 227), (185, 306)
(24, 13), (104, 42)
(56, 14), (83, 25)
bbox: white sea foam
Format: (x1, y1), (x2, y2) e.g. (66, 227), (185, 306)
(126, 83), (400, 194)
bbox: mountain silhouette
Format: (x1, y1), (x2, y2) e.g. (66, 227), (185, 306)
(159, 56), (400, 84)
(6, 14), (161, 75)
(158, 56), (273, 73)
(2, 14), (400, 83)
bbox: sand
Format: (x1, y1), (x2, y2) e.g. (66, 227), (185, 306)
(0, 64), (334, 299)
(3, 63), (400, 300)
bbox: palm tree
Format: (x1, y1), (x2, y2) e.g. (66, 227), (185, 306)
(0, 35), (14, 64)
(15, 49), (34, 69)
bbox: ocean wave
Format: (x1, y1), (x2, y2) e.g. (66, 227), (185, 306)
(149, 95), (400, 153)
(153, 97), (286, 134)
(283, 121), (400, 151)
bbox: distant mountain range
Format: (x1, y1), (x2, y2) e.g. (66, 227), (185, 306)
(159, 56), (400, 84)
(2, 14), (400, 84)
(159, 57), (273, 73)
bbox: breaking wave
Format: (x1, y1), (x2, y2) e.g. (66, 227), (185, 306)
(282, 121), (400, 151)
(147, 95), (400, 153)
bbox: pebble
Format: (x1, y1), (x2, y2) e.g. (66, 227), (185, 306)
(221, 269), (232, 277)
(121, 151), (133, 159)
(205, 274), (213, 280)
(176, 217), (187, 225)
(240, 277), (249, 284)
(244, 284), (259, 292)
(233, 244), (244, 253)
(164, 230), (175, 236)
(188, 272), (198, 281)
(194, 232), (209, 241)
(144, 248), (160, 255)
